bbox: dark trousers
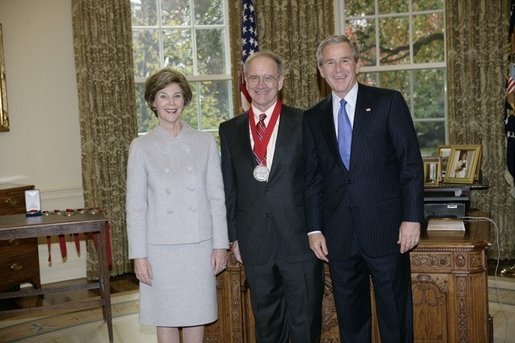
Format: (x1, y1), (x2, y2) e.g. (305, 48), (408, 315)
(329, 249), (413, 343)
(244, 252), (324, 343)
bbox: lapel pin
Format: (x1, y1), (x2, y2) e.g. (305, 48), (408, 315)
(366, 108), (372, 112)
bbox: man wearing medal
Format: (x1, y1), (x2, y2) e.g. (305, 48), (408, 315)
(219, 51), (324, 343)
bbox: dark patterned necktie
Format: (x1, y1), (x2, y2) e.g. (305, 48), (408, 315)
(254, 113), (267, 165)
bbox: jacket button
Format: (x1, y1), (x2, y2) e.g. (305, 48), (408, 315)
(346, 179), (352, 184)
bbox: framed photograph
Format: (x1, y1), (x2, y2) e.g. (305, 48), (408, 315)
(423, 157), (441, 187)
(445, 145), (482, 184)
(436, 145), (452, 180)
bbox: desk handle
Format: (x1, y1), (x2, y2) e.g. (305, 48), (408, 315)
(10, 263), (23, 271)
(4, 197), (18, 207)
(8, 239), (20, 247)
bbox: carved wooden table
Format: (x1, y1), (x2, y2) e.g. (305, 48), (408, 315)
(0, 211), (113, 342)
(208, 211), (490, 343)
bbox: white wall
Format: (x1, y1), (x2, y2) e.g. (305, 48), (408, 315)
(0, 0), (86, 283)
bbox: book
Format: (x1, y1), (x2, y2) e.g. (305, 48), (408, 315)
(427, 218), (465, 231)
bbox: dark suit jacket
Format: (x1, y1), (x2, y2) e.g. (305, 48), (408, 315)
(303, 83), (424, 260)
(220, 105), (315, 265)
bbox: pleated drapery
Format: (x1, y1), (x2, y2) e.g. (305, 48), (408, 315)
(446, 0), (515, 259)
(72, 0), (138, 278)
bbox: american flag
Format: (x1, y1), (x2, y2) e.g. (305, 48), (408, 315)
(240, 0), (259, 111)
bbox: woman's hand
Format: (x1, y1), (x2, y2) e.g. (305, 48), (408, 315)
(211, 249), (228, 275)
(134, 258), (153, 286)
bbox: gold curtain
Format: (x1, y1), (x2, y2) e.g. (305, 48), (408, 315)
(72, 0), (138, 278)
(229, 0), (334, 113)
(446, 0), (515, 259)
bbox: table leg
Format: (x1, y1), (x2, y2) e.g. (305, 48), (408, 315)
(98, 222), (113, 342)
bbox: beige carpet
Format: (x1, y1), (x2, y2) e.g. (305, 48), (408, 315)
(0, 290), (158, 343)
(1, 277), (515, 342)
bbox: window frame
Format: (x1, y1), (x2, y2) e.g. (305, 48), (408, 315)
(131, 0), (234, 136)
(334, 0), (448, 153)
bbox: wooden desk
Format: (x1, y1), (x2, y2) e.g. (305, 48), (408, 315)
(206, 212), (491, 343)
(0, 211), (113, 342)
(0, 184), (41, 292)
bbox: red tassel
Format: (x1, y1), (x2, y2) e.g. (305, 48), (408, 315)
(58, 234), (67, 258)
(73, 233), (81, 255)
(92, 232), (98, 250)
(46, 235), (52, 262)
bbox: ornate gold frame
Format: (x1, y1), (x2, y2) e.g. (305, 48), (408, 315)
(445, 144), (482, 184)
(0, 23), (9, 132)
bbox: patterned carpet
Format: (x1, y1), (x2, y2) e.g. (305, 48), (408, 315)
(0, 291), (141, 342)
(1, 276), (514, 342)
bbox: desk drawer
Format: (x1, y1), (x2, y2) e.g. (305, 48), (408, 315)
(0, 185), (34, 215)
(0, 238), (40, 291)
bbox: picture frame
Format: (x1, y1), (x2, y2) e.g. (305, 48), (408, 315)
(436, 145), (452, 181)
(423, 156), (441, 187)
(0, 23), (9, 132)
(444, 145), (482, 184)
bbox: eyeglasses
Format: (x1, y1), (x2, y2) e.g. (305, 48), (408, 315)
(246, 75), (280, 86)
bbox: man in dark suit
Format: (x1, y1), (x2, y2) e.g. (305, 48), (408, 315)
(219, 51), (324, 343)
(304, 35), (424, 343)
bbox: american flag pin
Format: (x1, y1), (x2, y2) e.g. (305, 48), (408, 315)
(366, 108), (372, 112)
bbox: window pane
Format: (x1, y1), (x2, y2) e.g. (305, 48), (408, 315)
(379, 16), (409, 65)
(163, 29), (193, 74)
(379, 70), (410, 99)
(345, 19), (376, 66)
(413, 13), (444, 63)
(131, 0), (158, 26)
(413, 69), (445, 119)
(415, 120), (445, 155)
(379, 0), (409, 14)
(161, 0), (190, 27)
(133, 29), (161, 78)
(180, 82), (198, 128)
(135, 83), (158, 134)
(413, 0), (444, 11)
(199, 80), (231, 130)
(344, 0), (375, 17)
(196, 28), (226, 74)
(195, 0), (223, 25)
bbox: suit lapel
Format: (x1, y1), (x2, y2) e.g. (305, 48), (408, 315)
(235, 112), (257, 169)
(318, 96), (344, 169)
(269, 108), (293, 178)
(350, 83), (375, 168)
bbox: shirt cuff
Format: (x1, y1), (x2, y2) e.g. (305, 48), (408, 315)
(307, 230), (322, 236)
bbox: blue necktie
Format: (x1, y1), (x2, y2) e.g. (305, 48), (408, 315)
(338, 99), (352, 169)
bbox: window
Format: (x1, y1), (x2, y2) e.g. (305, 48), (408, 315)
(336, 0), (446, 155)
(131, 0), (233, 141)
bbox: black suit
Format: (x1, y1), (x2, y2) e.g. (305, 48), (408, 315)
(220, 104), (324, 343)
(304, 83), (424, 342)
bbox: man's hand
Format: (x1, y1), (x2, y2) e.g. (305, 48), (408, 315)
(134, 258), (153, 286)
(397, 221), (421, 253)
(230, 240), (243, 263)
(308, 233), (329, 262)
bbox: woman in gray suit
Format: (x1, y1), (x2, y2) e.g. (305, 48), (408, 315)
(126, 68), (229, 343)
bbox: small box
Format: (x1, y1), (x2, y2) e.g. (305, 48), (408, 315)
(25, 189), (42, 217)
